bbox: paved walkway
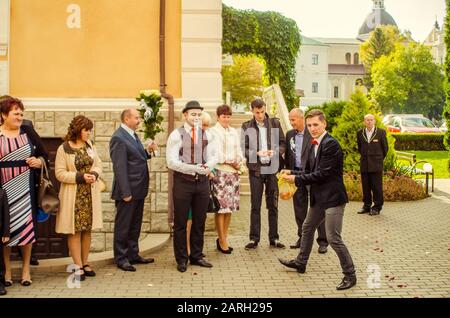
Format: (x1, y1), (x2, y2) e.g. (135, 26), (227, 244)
(3, 180), (450, 298)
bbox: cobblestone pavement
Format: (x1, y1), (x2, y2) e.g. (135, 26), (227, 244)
(3, 180), (450, 298)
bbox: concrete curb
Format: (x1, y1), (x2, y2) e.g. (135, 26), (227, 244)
(11, 233), (171, 273)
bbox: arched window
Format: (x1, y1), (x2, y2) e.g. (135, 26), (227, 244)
(345, 53), (351, 65)
(354, 53), (359, 65)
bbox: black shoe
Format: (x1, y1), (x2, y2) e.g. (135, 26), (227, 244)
(82, 265), (96, 277)
(117, 263), (136, 272)
(336, 276), (357, 290)
(278, 258), (306, 273)
(245, 241), (258, 250)
(290, 240), (301, 249)
(177, 263), (187, 273)
(357, 208), (370, 214)
(30, 256), (39, 266)
(130, 256), (155, 264)
(0, 283), (6, 296)
(369, 209), (380, 216)
(318, 245), (328, 254)
(72, 270), (85, 281)
(4, 280), (12, 287)
(270, 240), (285, 249)
(190, 258), (213, 268)
(216, 238), (232, 254)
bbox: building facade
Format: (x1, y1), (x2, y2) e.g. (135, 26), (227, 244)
(0, 0), (223, 256)
(296, 0), (397, 107)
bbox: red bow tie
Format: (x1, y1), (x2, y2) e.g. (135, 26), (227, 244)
(311, 139), (318, 145)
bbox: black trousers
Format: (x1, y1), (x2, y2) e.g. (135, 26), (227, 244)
(0, 243), (4, 283)
(293, 186), (328, 247)
(172, 175), (209, 266)
(361, 172), (383, 211)
(248, 171), (279, 243)
(113, 199), (145, 266)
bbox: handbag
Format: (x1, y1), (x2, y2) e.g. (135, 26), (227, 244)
(98, 177), (107, 192)
(207, 181), (220, 213)
(38, 158), (60, 215)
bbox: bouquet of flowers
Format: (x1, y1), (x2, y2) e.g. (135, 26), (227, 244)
(136, 89), (164, 140)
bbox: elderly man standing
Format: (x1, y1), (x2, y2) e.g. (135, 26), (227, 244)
(284, 108), (328, 253)
(110, 109), (158, 272)
(356, 114), (388, 216)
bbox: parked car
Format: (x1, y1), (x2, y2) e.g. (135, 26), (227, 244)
(382, 114), (441, 133)
(440, 122), (447, 132)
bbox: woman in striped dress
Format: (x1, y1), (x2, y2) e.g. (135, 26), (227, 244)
(0, 96), (48, 287)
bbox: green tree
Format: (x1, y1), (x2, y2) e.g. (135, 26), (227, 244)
(444, 0), (450, 168)
(222, 4), (301, 109)
(332, 89), (396, 173)
(371, 42), (445, 119)
(360, 25), (407, 90)
(222, 55), (264, 105)
(306, 101), (347, 134)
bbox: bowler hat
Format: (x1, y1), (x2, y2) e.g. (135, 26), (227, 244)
(182, 100), (203, 113)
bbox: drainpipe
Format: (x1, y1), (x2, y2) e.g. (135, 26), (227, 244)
(159, 0), (175, 230)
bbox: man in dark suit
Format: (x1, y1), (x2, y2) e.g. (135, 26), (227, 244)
(110, 109), (158, 271)
(279, 109), (356, 291)
(284, 108), (328, 253)
(241, 99), (286, 250)
(357, 114), (388, 216)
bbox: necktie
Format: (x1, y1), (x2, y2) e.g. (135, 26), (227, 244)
(134, 133), (143, 150)
(311, 139), (318, 145)
(192, 126), (196, 144)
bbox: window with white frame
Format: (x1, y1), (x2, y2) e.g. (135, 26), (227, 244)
(312, 54), (319, 65)
(312, 82), (319, 93)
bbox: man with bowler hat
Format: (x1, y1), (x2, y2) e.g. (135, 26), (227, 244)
(166, 101), (218, 272)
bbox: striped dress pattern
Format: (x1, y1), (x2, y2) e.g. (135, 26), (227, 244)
(0, 133), (36, 247)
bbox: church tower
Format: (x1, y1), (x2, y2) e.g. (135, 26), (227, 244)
(358, 0), (397, 40)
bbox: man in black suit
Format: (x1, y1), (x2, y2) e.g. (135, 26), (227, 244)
(241, 99), (286, 250)
(357, 114), (388, 216)
(110, 109), (158, 271)
(279, 109), (356, 291)
(284, 108), (327, 253)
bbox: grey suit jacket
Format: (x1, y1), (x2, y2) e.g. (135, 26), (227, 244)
(284, 128), (312, 171)
(109, 127), (151, 201)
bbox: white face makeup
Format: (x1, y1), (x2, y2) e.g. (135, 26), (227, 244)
(185, 110), (202, 127)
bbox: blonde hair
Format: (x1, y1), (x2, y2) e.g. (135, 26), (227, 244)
(201, 112), (212, 128)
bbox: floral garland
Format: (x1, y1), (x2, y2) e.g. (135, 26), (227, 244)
(136, 89), (164, 140)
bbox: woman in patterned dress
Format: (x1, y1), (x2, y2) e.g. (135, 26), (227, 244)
(0, 96), (48, 287)
(210, 105), (243, 254)
(55, 116), (103, 281)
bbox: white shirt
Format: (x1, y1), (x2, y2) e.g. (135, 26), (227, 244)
(166, 123), (219, 175)
(313, 131), (328, 157)
(365, 127), (375, 143)
(209, 122), (243, 164)
(121, 123), (136, 139)
(257, 121), (270, 164)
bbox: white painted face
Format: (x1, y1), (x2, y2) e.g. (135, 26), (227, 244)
(185, 109), (202, 127)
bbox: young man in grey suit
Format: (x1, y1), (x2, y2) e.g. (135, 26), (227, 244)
(284, 109), (328, 253)
(110, 109), (158, 271)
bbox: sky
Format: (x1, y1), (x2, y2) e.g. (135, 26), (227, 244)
(222, 0), (446, 42)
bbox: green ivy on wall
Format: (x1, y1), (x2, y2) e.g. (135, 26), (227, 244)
(222, 4), (302, 109)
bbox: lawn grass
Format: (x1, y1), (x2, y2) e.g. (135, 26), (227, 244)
(398, 151), (450, 179)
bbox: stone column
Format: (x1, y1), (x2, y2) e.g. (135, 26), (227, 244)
(0, 0), (10, 95)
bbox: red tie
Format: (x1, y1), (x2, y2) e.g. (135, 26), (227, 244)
(192, 127), (196, 144)
(311, 139), (318, 145)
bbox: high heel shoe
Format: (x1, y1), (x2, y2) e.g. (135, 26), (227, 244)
(216, 238), (232, 254)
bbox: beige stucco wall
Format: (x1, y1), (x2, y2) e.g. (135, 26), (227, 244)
(9, 0), (181, 98)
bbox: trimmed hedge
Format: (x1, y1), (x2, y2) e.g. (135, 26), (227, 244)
(391, 133), (446, 151)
